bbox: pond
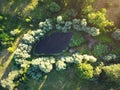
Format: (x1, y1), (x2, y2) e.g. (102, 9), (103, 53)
(34, 32), (73, 55)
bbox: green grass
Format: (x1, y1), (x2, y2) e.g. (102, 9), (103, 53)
(77, 44), (91, 55)
(17, 68), (111, 90)
(95, 34), (113, 43)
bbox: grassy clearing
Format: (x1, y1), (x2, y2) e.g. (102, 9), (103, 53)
(17, 68), (108, 90)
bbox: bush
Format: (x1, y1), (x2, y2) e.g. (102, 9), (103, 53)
(7, 46), (15, 53)
(56, 60), (66, 71)
(69, 33), (85, 47)
(82, 5), (114, 32)
(87, 8), (114, 32)
(10, 28), (21, 36)
(47, 2), (61, 13)
(102, 64), (120, 85)
(72, 53), (97, 64)
(31, 57), (55, 73)
(92, 43), (109, 57)
(72, 18), (100, 36)
(1, 69), (27, 90)
(27, 65), (42, 80)
(0, 15), (3, 20)
(112, 29), (120, 40)
(103, 54), (117, 62)
(75, 63), (94, 80)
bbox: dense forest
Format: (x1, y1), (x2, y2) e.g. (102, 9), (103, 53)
(0, 0), (120, 90)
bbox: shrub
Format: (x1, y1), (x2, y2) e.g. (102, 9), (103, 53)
(92, 43), (109, 57)
(75, 63), (94, 80)
(56, 60), (66, 71)
(64, 56), (74, 63)
(82, 5), (93, 16)
(112, 29), (120, 40)
(0, 33), (9, 41)
(39, 19), (53, 32)
(72, 18), (100, 36)
(7, 46), (15, 53)
(82, 54), (97, 63)
(103, 54), (117, 62)
(47, 2), (61, 13)
(72, 53), (97, 64)
(82, 5), (114, 32)
(69, 33), (85, 47)
(0, 15), (3, 20)
(10, 28), (21, 36)
(87, 8), (114, 32)
(72, 53), (83, 64)
(31, 57), (55, 73)
(94, 67), (102, 77)
(27, 65), (42, 80)
(1, 69), (27, 90)
(102, 64), (120, 85)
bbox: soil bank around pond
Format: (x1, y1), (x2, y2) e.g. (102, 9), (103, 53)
(34, 32), (73, 55)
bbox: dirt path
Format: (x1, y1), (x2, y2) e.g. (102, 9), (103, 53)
(94, 0), (120, 26)
(83, 33), (97, 50)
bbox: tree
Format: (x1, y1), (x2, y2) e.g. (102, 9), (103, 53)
(101, 64), (120, 85)
(87, 8), (114, 32)
(75, 63), (94, 80)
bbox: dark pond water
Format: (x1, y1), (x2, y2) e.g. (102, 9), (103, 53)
(34, 32), (73, 55)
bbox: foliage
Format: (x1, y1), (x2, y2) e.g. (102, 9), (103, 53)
(56, 60), (66, 71)
(66, 0), (94, 15)
(39, 19), (53, 32)
(94, 67), (102, 77)
(0, 14), (27, 49)
(0, 33), (9, 41)
(27, 65), (42, 80)
(14, 43), (32, 59)
(1, 16), (98, 90)
(75, 63), (94, 80)
(0, 15), (3, 20)
(1, 69), (27, 90)
(72, 53), (83, 64)
(103, 54), (117, 62)
(82, 3), (115, 32)
(72, 18), (100, 36)
(82, 5), (93, 16)
(72, 53), (97, 64)
(47, 2), (61, 13)
(31, 57), (55, 73)
(7, 46), (16, 53)
(10, 28), (21, 36)
(102, 64), (120, 85)
(92, 43), (109, 57)
(56, 16), (72, 32)
(112, 29), (120, 40)
(69, 33), (85, 47)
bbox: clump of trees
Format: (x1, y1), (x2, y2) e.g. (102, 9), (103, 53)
(75, 63), (94, 80)
(82, 5), (115, 33)
(1, 68), (28, 90)
(56, 16), (100, 36)
(101, 64), (120, 85)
